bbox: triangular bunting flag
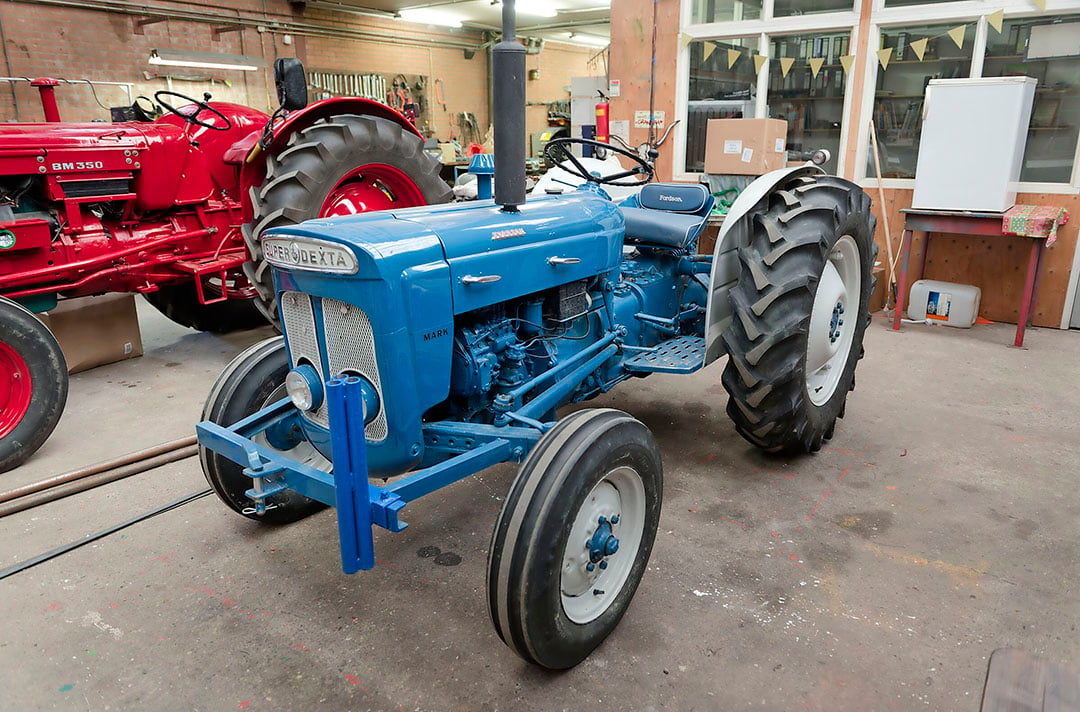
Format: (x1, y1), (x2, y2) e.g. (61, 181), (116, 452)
(877, 47), (893, 70)
(909, 37), (928, 61)
(679, 33), (693, 49)
(808, 57), (825, 78)
(779, 57), (795, 77)
(839, 54), (855, 73)
(703, 42), (716, 61)
(987, 9), (1004, 33)
(947, 25), (966, 49)
(727, 48), (741, 69)
(753, 54), (768, 73)
(1031, 0), (1046, 10)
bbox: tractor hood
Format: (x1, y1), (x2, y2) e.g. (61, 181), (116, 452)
(265, 189), (625, 315)
(0, 122), (179, 151)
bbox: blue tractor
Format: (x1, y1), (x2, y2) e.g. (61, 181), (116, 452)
(197, 1), (877, 670)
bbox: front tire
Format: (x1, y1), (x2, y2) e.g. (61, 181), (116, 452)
(721, 174), (877, 454)
(243, 114), (452, 324)
(143, 282), (265, 333)
(487, 409), (663, 669)
(0, 298), (68, 473)
(200, 336), (327, 524)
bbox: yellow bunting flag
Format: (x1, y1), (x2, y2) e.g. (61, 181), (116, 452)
(909, 37), (929, 61)
(680, 33), (693, 49)
(779, 57), (795, 77)
(987, 9), (1004, 33)
(1031, 0), (1046, 10)
(808, 57), (825, 78)
(947, 25), (967, 49)
(727, 48), (741, 68)
(839, 54), (855, 73)
(702, 42), (716, 61)
(877, 47), (893, 70)
(753, 54), (768, 73)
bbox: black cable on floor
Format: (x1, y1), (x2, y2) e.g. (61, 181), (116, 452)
(0, 488), (213, 581)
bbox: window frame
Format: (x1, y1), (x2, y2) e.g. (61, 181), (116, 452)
(675, 0), (1080, 192)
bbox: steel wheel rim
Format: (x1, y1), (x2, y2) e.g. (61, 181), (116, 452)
(806, 235), (861, 406)
(252, 385), (330, 472)
(319, 164), (426, 216)
(560, 465), (646, 624)
(0, 341), (32, 439)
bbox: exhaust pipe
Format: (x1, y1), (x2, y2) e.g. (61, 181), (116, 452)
(492, 0), (526, 211)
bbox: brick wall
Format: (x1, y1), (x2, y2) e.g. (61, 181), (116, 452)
(0, 1), (600, 149)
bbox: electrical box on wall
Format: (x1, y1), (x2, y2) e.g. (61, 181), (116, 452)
(912, 77), (1037, 212)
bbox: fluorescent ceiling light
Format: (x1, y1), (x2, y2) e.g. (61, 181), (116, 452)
(566, 32), (609, 47)
(514, 1), (559, 18)
(149, 49), (260, 72)
(397, 8), (463, 27)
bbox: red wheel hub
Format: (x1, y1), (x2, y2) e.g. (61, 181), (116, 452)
(0, 341), (32, 439)
(320, 164), (427, 217)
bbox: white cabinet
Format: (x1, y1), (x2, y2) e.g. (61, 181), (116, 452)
(912, 77), (1037, 212)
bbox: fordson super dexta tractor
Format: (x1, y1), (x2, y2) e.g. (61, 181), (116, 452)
(197, 2), (877, 670)
(0, 62), (450, 472)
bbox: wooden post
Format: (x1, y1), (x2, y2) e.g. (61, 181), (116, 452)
(868, 120), (898, 307)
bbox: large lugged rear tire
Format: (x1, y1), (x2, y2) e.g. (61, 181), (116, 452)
(143, 282), (265, 333)
(721, 174), (877, 454)
(0, 298), (68, 473)
(243, 114), (452, 324)
(200, 336), (327, 524)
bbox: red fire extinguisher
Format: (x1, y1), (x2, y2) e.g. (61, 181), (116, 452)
(595, 90), (610, 144)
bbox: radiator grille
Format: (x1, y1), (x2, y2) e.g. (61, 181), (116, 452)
(321, 298), (387, 442)
(279, 291), (329, 427)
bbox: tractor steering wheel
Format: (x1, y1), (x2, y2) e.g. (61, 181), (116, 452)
(154, 90), (232, 131)
(544, 137), (654, 187)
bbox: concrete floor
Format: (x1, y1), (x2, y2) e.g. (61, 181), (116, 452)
(2, 303), (1078, 711)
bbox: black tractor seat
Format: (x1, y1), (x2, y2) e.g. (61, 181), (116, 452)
(620, 183), (713, 251)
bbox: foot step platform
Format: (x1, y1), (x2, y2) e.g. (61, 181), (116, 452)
(624, 336), (705, 374)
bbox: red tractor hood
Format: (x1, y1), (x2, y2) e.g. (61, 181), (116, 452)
(0, 121), (182, 151)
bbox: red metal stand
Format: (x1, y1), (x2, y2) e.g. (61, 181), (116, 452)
(891, 208), (1048, 348)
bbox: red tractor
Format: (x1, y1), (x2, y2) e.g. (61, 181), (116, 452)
(0, 60), (451, 473)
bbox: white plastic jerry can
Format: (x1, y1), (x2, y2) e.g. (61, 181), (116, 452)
(908, 280), (982, 328)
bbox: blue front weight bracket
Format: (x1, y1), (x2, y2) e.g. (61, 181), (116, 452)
(326, 376), (376, 574)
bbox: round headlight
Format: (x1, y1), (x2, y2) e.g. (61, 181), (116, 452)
(285, 364), (323, 411)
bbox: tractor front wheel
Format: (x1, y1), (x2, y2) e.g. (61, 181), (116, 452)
(487, 409), (663, 669)
(721, 174), (877, 454)
(244, 114), (452, 325)
(143, 281), (266, 333)
(0, 298), (68, 473)
(200, 336), (327, 523)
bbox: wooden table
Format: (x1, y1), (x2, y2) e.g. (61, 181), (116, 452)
(892, 207), (1049, 348)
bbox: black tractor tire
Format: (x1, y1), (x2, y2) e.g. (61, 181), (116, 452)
(143, 282), (266, 333)
(199, 336), (327, 524)
(243, 114), (452, 324)
(487, 409), (663, 669)
(721, 174), (877, 454)
(0, 298), (68, 473)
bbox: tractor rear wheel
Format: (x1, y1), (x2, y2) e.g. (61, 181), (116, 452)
(721, 174), (877, 454)
(200, 336), (328, 523)
(0, 298), (68, 473)
(143, 281), (265, 333)
(243, 114), (452, 324)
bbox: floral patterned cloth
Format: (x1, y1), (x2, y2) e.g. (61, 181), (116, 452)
(1002, 204), (1071, 247)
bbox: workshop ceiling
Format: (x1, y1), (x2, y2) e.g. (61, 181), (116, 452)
(308, 0), (611, 47)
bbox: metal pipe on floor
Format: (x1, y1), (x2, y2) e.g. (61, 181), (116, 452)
(0, 436), (197, 505)
(0, 445), (199, 518)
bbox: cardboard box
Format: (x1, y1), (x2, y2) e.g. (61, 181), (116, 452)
(39, 294), (143, 374)
(705, 118), (788, 176)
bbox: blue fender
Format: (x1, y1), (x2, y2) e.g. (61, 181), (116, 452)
(702, 164), (824, 364)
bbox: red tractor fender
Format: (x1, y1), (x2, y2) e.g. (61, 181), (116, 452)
(238, 97), (421, 223)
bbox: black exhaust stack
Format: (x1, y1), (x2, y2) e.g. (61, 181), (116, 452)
(492, 0), (526, 211)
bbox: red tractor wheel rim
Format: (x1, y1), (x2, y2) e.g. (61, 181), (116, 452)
(320, 164), (427, 217)
(0, 341), (32, 439)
